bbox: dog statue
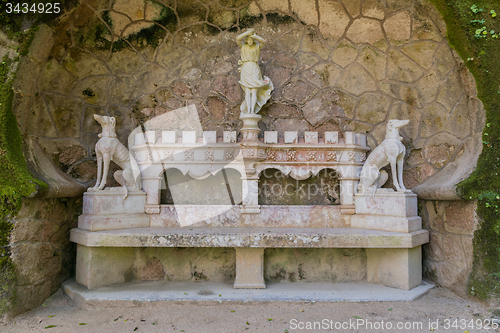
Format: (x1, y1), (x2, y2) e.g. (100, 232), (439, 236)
(89, 114), (141, 198)
(358, 119), (411, 200)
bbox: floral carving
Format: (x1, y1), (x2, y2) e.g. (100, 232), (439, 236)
(184, 150), (194, 161)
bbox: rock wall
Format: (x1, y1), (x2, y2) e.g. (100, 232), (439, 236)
(421, 199), (478, 297)
(3, 0), (487, 315)
(9, 197), (81, 316)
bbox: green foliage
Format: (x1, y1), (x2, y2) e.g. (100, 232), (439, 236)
(427, 0), (500, 299)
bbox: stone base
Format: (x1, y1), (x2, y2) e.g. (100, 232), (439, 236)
(76, 245), (135, 289)
(355, 189), (417, 217)
(367, 246), (422, 291)
(78, 214), (150, 231)
(350, 215), (422, 233)
(83, 190), (146, 215)
(234, 248), (265, 289)
(63, 279), (435, 308)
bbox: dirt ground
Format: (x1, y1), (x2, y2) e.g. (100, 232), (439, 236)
(2, 286), (499, 333)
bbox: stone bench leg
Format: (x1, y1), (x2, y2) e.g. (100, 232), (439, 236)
(234, 248), (266, 289)
(366, 246), (422, 291)
(76, 245), (135, 290)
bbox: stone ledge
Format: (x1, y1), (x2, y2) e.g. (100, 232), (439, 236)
(70, 227), (428, 249)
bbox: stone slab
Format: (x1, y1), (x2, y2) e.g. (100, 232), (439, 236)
(62, 279), (434, 308)
(354, 190), (418, 217)
(78, 213), (150, 231)
(70, 227), (429, 249)
(350, 215), (422, 233)
(82, 190), (146, 215)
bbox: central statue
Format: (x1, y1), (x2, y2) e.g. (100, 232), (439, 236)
(236, 29), (273, 115)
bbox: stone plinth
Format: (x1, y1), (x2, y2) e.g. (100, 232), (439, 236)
(351, 190), (422, 233)
(234, 248), (265, 289)
(78, 190), (149, 231)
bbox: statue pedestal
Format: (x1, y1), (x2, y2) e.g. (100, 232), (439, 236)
(240, 113), (261, 142)
(78, 190), (149, 231)
(350, 189), (421, 233)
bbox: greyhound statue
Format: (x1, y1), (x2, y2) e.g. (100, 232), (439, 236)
(358, 119), (411, 200)
(89, 114), (141, 198)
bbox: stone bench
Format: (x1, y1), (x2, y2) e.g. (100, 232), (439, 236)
(71, 227), (428, 291)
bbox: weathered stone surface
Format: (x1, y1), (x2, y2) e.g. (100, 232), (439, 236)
(424, 233), (443, 261)
(300, 30), (331, 60)
(210, 75), (240, 103)
(407, 148), (424, 166)
(387, 50), (423, 83)
(386, 0), (412, 12)
(402, 41), (438, 70)
(266, 66), (293, 88)
(384, 11), (411, 45)
(358, 47), (386, 81)
(412, 2), (443, 42)
(448, 97), (472, 139)
(444, 201), (477, 235)
(337, 65), (377, 96)
(416, 71), (441, 104)
(420, 104), (447, 138)
(252, 0), (288, 12)
(278, 29), (303, 54)
(27, 94), (58, 138)
(362, 0), (385, 19)
(45, 94), (83, 138)
(347, 18), (385, 45)
(332, 42), (358, 68)
(302, 98), (330, 126)
(265, 248), (366, 282)
(336, 90), (358, 118)
(261, 103), (301, 118)
(318, 0), (350, 40)
(424, 142), (457, 169)
(435, 45), (456, 79)
(356, 93), (390, 124)
(272, 118), (311, 133)
(314, 63), (343, 86)
(38, 58), (75, 95)
(443, 235), (464, 263)
(172, 81), (193, 97)
(437, 70), (463, 112)
(70, 160), (97, 183)
(344, 0), (361, 17)
(282, 80), (315, 103)
(290, 0), (318, 25)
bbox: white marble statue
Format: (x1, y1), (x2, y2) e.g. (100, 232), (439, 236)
(90, 114), (141, 198)
(358, 119), (411, 198)
(236, 29), (273, 115)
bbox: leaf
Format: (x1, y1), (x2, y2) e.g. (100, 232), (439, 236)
(78, 323), (87, 325)
(114, 316), (123, 321)
(219, 294), (222, 297)
(246, 322), (250, 325)
(231, 310), (235, 312)
(267, 318), (273, 321)
(44, 325), (56, 329)
(48, 315), (55, 318)
(285, 330), (289, 333)
(184, 293), (188, 295)
(353, 316), (362, 319)
(388, 308), (393, 311)
(134, 328), (138, 331)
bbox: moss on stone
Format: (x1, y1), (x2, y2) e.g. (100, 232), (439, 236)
(427, 0), (500, 299)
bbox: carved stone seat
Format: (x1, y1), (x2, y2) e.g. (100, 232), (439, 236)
(71, 226), (428, 291)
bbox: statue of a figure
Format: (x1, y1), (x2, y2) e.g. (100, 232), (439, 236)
(236, 29), (273, 115)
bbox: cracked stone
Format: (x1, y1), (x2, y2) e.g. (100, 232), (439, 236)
(387, 50), (423, 83)
(347, 18), (385, 45)
(332, 42), (358, 68)
(302, 98), (331, 126)
(384, 11), (411, 45)
(356, 93), (390, 124)
(318, 0), (350, 40)
(358, 47), (386, 81)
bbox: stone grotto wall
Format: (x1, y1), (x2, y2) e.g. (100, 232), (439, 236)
(5, 0), (487, 314)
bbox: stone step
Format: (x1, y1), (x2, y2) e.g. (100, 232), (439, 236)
(62, 279), (435, 307)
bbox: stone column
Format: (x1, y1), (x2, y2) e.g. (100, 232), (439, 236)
(142, 176), (161, 214)
(234, 248), (266, 289)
